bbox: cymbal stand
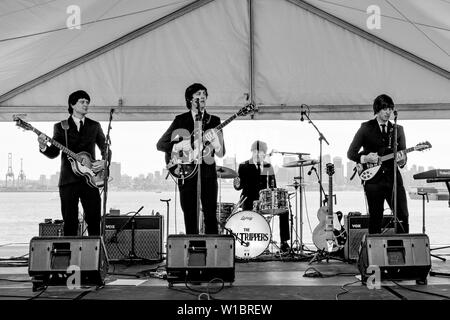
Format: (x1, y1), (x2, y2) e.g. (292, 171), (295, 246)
(293, 161), (311, 257)
(301, 104), (329, 207)
(217, 173), (223, 232)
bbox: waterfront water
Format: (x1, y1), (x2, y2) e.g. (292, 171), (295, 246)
(1, 187), (449, 246)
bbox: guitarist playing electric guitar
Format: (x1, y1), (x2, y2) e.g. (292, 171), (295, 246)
(29, 90), (108, 237)
(157, 83), (227, 235)
(347, 94), (410, 234)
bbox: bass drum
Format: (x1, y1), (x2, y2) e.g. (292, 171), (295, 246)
(224, 211), (271, 259)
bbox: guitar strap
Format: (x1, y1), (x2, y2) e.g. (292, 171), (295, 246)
(61, 119), (69, 149)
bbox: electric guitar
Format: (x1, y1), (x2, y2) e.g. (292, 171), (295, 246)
(356, 141), (432, 181)
(312, 163), (347, 252)
(14, 116), (105, 189)
(166, 103), (255, 180)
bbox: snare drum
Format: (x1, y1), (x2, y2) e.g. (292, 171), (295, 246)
(259, 188), (289, 215)
(217, 202), (235, 225)
(224, 210), (271, 259)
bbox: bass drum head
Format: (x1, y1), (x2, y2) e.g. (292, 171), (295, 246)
(224, 210), (271, 259)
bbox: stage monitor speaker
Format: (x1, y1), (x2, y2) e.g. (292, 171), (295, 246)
(344, 214), (396, 261)
(358, 233), (431, 284)
(28, 236), (108, 291)
(103, 215), (163, 262)
(166, 234), (235, 285)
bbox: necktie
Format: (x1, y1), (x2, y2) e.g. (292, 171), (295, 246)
(79, 120), (84, 132)
(381, 124), (386, 135)
(257, 163), (261, 174)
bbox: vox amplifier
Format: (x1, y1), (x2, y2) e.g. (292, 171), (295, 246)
(28, 236), (108, 291)
(344, 214), (396, 260)
(103, 215), (163, 262)
(358, 233), (431, 284)
(166, 234), (235, 285)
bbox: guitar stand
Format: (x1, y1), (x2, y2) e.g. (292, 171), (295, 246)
(308, 249), (346, 265)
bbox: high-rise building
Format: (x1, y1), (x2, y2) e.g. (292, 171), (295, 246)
(333, 157), (344, 186)
(223, 156), (237, 171)
(110, 162), (121, 185)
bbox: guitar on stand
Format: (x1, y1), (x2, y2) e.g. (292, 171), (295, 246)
(310, 163), (347, 264)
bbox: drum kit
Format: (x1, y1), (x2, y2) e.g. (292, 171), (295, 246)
(215, 154), (319, 260)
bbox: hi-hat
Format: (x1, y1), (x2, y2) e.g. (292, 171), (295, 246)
(216, 166), (238, 179)
(283, 159), (319, 168)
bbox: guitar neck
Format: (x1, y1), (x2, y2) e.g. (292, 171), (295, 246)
(215, 113), (238, 131)
(380, 146), (415, 162)
(326, 174), (333, 232)
(31, 127), (80, 161)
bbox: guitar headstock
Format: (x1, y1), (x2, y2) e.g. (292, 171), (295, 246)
(415, 141), (432, 152)
(237, 103), (256, 117)
(13, 116), (33, 131)
(326, 163), (335, 176)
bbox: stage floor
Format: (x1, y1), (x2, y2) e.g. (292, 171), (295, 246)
(1, 243), (450, 301)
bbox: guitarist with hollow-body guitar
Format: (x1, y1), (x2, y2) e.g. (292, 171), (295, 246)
(157, 83), (228, 235)
(27, 90), (108, 237)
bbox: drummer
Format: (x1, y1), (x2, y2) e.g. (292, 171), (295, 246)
(233, 140), (291, 253)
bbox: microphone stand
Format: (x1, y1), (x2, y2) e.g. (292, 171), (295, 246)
(101, 107), (114, 237)
(195, 102), (203, 234)
(302, 106), (330, 207)
(309, 167), (327, 205)
(393, 111), (398, 232)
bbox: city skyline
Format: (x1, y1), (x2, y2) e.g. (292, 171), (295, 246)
(1, 119), (446, 181)
(1, 154), (439, 191)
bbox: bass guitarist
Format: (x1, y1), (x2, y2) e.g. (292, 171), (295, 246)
(38, 90), (109, 236)
(347, 94), (409, 234)
(157, 83), (225, 234)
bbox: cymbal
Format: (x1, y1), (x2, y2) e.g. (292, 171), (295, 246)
(216, 166), (238, 179)
(283, 159), (319, 168)
(286, 183), (306, 187)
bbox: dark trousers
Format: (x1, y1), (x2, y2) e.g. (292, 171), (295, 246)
(364, 177), (409, 234)
(59, 182), (101, 236)
(178, 169), (218, 235)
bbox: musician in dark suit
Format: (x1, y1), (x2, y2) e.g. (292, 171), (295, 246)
(233, 140), (291, 253)
(157, 83), (225, 234)
(38, 90), (108, 236)
(347, 94), (409, 234)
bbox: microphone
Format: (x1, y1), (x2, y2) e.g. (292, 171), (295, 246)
(300, 105), (304, 121)
(110, 108), (115, 115)
(308, 166), (316, 175)
(269, 149), (277, 156)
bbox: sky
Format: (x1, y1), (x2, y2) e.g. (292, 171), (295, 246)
(0, 118), (446, 181)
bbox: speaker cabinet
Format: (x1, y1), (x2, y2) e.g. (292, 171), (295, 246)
(28, 236), (108, 291)
(358, 233), (431, 284)
(166, 234), (235, 285)
(103, 215), (163, 262)
(344, 214), (396, 260)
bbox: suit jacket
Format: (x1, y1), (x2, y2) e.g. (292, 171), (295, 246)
(235, 160), (276, 210)
(41, 117), (108, 187)
(156, 111), (225, 176)
(347, 118), (406, 184)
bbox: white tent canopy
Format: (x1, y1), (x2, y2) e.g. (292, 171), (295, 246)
(0, 0), (449, 122)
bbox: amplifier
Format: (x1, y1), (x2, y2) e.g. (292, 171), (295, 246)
(28, 236), (108, 291)
(103, 215), (163, 262)
(39, 220), (85, 236)
(166, 234), (235, 285)
(39, 221), (64, 236)
(344, 214), (396, 261)
(358, 233), (431, 284)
